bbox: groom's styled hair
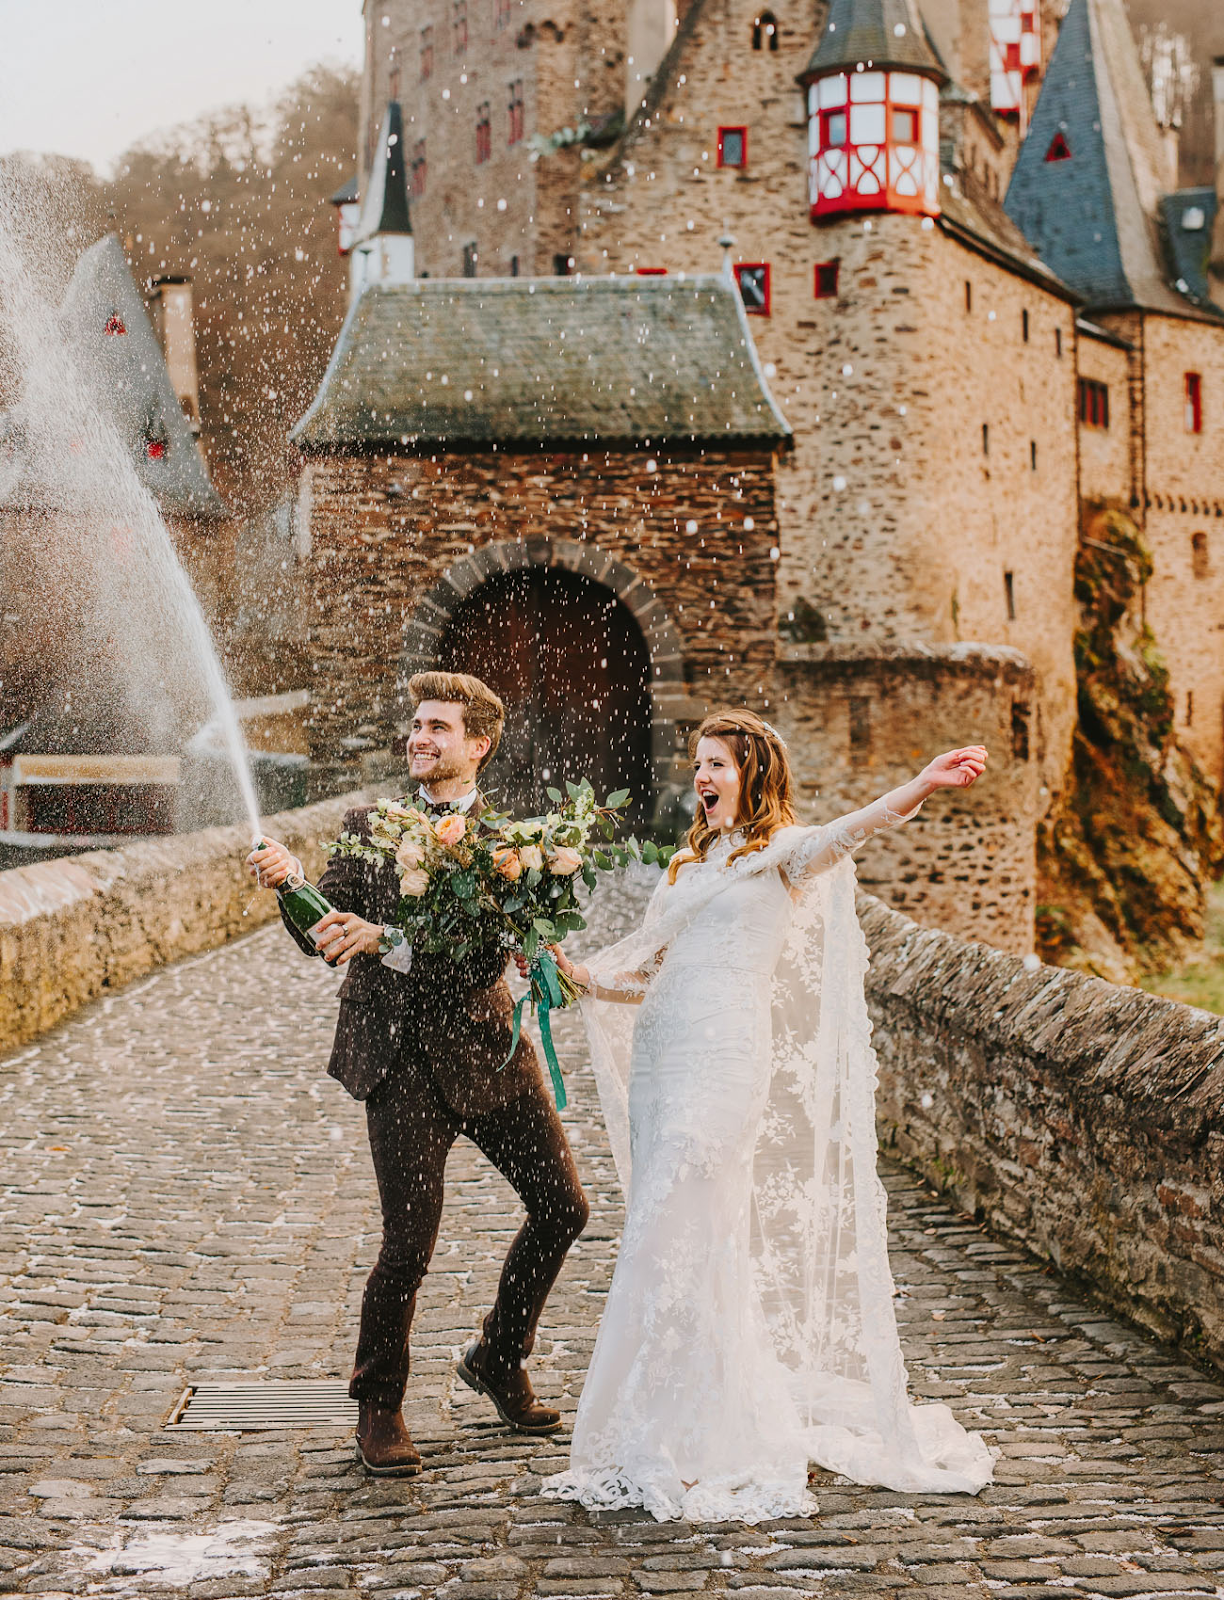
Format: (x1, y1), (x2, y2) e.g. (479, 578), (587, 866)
(408, 671), (505, 769)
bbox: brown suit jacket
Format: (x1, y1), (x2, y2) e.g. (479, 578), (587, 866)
(282, 803), (542, 1115)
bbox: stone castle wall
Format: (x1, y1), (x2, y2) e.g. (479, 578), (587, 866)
(571, 0), (1080, 801)
(1076, 327), (1132, 504)
(774, 643), (1039, 953)
(0, 793), (364, 1056)
(298, 447), (781, 791)
(1131, 312), (1224, 783)
(862, 889), (1224, 1368)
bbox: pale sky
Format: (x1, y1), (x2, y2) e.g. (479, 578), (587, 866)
(0, 0), (364, 174)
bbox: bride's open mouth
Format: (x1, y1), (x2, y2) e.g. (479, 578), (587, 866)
(699, 789), (718, 813)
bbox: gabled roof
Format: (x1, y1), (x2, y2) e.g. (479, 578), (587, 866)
(353, 102), (412, 243)
(1003, 0), (1222, 322)
(1, 234), (227, 519)
(291, 275), (791, 451)
(801, 0), (946, 83)
(330, 173), (359, 206)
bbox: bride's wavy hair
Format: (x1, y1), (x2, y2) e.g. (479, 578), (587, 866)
(667, 709), (796, 883)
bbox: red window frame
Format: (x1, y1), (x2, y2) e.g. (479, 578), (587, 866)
(453, 0), (467, 53)
(420, 26), (433, 80)
(890, 105), (919, 143)
(1045, 131), (1071, 162)
(734, 261), (770, 316)
(1078, 378), (1109, 429)
(508, 79), (525, 145)
(1186, 372), (1203, 434)
(717, 126), (748, 169)
(411, 140), (427, 197)
(636, 267), (668, 275)
(494, 0), (511, 27)
(476, 104), (491, 164)
(821, 108), (847, 149)
(814, 260), (839, 299)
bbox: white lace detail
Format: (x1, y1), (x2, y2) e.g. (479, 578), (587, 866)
(544, 805), (994, 1524)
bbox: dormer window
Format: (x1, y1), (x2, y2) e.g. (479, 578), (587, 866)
(1044, 131), (1071, 162)
(104, 312), (126, 335)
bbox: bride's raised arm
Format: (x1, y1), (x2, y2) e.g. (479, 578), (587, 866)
(783, 745), (988, 883)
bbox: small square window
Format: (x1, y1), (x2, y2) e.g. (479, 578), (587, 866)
(734, 262), (770, 315)
(814, 260), (840, 299)
(717, 127), (747, 169)
(822, 109), (847, 148)
(462, 242), (478, 277)
(891, 106), (919, 143)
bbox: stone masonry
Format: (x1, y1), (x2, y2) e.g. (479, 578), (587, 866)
(298, 447), (780, 793)
(3, 872), (1224, 1598)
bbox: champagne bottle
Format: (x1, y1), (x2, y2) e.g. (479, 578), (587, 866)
(255, 840), (335, 945)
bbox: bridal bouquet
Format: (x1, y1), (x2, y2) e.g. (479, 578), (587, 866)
(325, 781), (670, 1107)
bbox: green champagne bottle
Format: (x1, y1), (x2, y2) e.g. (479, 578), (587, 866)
(255, 840), (336, 946)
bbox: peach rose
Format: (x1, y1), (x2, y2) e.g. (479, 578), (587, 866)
(397, 866), (429, 897)
(395, 837), (425, 870)
(433, 813), (468, 849)
(548, 845), (583, 875)
(492, 845), (523, 881)
(518, 844), (544, 872)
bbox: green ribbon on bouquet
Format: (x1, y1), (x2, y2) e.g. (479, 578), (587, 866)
(501, 948), (568, 1111)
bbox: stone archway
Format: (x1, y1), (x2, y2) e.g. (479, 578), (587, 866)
(401, 539), (688, 819)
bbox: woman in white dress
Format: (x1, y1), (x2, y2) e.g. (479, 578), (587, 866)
(538, 710), (995, 1524)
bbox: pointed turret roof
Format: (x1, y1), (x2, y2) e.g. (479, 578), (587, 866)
(1, 235), (227, 518)
(353, 102), (412, 244)
(801, 0), (946, 83)
(1004, 0), (1222, 321)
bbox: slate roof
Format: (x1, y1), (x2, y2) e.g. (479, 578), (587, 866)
(0, 234), (228, 519)
(1003, 0), (1222, 322)
(292, 275), (792, 451)
(1159, 188), (1220, 313)
(802, 0), (946, 83)
(352, 102), (412, 243)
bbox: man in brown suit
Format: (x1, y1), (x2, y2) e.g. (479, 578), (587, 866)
(247, 672), (589, 1476)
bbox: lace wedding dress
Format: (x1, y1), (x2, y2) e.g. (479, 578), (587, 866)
(542, 801), (995, 1524)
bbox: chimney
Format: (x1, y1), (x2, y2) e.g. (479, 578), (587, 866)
(625, 0), (677, 120)
(150, 276), (201, 435)
(1211, 56), (1224, 294)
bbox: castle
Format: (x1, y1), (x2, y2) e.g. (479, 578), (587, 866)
(284, 0), (1224, 959)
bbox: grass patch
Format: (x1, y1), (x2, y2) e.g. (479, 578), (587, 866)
(1141, 880), (1224, 1015)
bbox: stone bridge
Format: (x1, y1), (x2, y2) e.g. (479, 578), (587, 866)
(0, 802), (1223, 1598)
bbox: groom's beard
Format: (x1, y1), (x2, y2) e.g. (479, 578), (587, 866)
(409, 750), (466, 786)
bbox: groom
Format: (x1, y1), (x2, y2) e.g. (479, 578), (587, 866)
(247, 671), (589, 1475)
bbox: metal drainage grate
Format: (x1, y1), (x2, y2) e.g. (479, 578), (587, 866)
(166, 1380), (357, 1432)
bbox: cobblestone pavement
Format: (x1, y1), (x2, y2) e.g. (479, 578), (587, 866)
(2, 876), (1224, 1600)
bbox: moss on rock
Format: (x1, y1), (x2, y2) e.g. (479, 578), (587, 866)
(1036, 506), (1223, 982)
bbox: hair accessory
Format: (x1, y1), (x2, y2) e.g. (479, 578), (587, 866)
(759, 719), (786, 747)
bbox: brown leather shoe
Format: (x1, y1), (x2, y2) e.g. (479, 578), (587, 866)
(355, 1401), (422, 1476)
(456, 1341), (562, 1434)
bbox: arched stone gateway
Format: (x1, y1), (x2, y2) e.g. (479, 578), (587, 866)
(401, 538), (689, 820)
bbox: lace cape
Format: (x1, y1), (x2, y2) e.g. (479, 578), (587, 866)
(580, 822), (995, 1495)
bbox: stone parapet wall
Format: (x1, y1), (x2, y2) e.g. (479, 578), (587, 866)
(0, 793), (367, 1056)
(774, 642), (1039, 953)
(861, 891), (1224, 1369)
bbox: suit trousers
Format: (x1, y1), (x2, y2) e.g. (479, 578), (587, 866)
(350, 1062), (590, 1408)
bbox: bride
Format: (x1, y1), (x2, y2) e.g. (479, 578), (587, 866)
(536, 710), (995, 1524)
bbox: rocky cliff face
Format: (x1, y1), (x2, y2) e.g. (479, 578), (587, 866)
(1037, 508), (1223, 983)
